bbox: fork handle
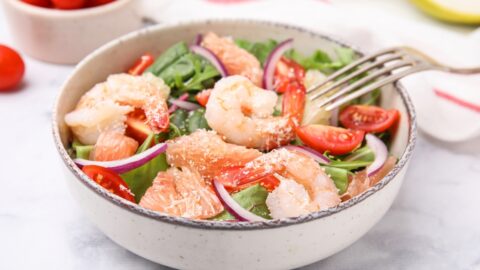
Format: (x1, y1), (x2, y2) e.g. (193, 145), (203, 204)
(444, 66), (480, 75)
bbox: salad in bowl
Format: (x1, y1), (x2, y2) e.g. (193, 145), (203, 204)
(64, 31), (400, 222)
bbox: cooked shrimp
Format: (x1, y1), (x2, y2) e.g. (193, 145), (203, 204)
(91, 131), (138, 161)
(166, 129), (262, 179)
(266, 176), (317, 219)
(205, 75), (305, 150)
(216, 148), (341, 219)
(139, 167), (223, 219)
(202, 32), (263, 86)
(65, 73), (170, 145)
(341, 156), (397, 201)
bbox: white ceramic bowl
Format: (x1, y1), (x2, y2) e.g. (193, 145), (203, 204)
(1, 0), (142, 64)
(52, 20), (417, 270)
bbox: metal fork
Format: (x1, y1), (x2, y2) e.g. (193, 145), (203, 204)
(307, 46), (480, 111)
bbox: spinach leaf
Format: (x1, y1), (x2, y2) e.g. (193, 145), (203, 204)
(211, 184), (271, 221)
(145, 42), (190, 76)
(323, 166), (350, 195)
(158, 53), (197, 88)
(167, 108), (210, 140)
(72, 140), (93, 160)
(145, 42), (220, 93)
(186, 108), (210, 133)
(121, 134), (168, 202)
(170, 109), (188, 133)
(235, 39), (278, 66)
(158, 53), (220, 93)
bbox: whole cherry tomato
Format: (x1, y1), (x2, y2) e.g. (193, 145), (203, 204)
(0, 45), (25, 92)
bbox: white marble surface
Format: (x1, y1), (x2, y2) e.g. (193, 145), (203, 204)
(1, 4), (480, 270)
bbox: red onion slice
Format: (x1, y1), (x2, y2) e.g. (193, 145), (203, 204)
(282, 145), (331, 165)
(366, 134), (388, 177)
(74, 143), (167, 174)
(213, 179), (268, 222)
(194, 34), (203, 45)
(262, 39), (294, 90)
(168, 94), (200, 112)
(168, 93), (189, 114)
(190, 45), (228, 77)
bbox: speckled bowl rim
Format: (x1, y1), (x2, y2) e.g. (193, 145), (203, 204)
(52, 19), (417, 231)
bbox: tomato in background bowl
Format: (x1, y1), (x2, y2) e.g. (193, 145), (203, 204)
(21, 0), (51, 7)
(21, 0), (116, 9)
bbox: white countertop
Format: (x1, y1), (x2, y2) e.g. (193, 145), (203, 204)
(1, 2), (480, 270)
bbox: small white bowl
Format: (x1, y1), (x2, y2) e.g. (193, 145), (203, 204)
(1, 0), (142, 64)
(53, 20), (417, 269)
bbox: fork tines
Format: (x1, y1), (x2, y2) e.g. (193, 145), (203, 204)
(307, 47), (429, 111)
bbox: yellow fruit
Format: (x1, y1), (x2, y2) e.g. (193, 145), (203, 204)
(410, 0), (480, 25)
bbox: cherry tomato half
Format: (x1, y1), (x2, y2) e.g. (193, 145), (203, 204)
(51, 0), (86, 9)
(339, 105), (400, 133)
(216, 166), (280, 193)
(128, 53), (154, 76)
(282, 79), (306, 126)
(0, 45), (25, 92)
(125, 108), (153, 145)
(21, 0), (51, 8)
(296, 124), (365, 155)
(274, 57), (305, 93)
(82, 165), (135, 202)
(195, 89), (212, 107)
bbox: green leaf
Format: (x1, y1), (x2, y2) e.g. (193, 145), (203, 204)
(145, 42), (190, 75)
(327, 160), (373, 170)
(235, 39), (278, 66)
(72, 140), (93, 160)
(285, 47), (356, 74)
(344, 146), (375, 163)
(158, 53), (197, 88)
(186, 108), (210, 133)
(335, 47), (355, 65)
(168, 123), (183, 140)
(360, 88), (381, 105)
(323, 166), (350, 195)
(272, 108), (282, 117)
(170, 109), (188, 133)
(180, 61), (220, 92)
(211, 184), (271, 221)
(147, 43), (220, 94)
(121, 134), (168, 202)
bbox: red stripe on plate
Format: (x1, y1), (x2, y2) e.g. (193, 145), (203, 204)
(434, 88), (480, 113)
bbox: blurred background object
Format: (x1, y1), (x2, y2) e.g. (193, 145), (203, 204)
(410, 0), (480, 25)
(1, 0), (142, 64)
